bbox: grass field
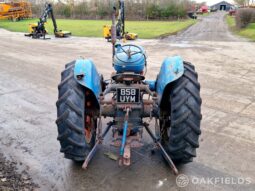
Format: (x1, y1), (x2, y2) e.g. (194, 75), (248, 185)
(226, 15), (255, 41)
(0, 19), (196, 39)
(238, 23), (255, 41)
(226, 15), (235, 28)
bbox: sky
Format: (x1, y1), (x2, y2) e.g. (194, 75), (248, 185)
(195, 0), (234, 6)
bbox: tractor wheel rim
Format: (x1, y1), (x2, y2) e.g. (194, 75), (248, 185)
(85, 116), (93, 144)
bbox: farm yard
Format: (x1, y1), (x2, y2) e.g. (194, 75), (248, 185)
(0, 0), (255, 191)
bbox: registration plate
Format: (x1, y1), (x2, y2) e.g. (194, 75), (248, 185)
(117, 88), (140, 103)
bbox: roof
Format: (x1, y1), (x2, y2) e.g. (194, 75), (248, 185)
(211, 1), (233, 7)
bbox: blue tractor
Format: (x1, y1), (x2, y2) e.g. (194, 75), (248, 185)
(56, 4), (202, 174)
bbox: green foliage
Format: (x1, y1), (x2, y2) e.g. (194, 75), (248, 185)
(97, 2), (111, 18)
(235, 8), (255, 28)
(62, 5), (71, 18)
(31, 0), (190, 20)
(233, 0), (247, 6)
(54, 3), (71, 18)
(238, 23), (255, 40)
(161, 4), (177, 18)
(73, 2), (89, 19)
(145, 2), (188, 19)
(226, 15), (255, 41)
(226, 15), (235, 28)
(146, 4), (162, 19)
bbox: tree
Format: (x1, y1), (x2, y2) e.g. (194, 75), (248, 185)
(234, 0), (250, 6)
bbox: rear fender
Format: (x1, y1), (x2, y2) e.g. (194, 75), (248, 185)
(74, 59), (101, 108)
(156, 56), (184, 106)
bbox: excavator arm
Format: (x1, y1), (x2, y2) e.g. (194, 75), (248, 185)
(103, 0), (137, 41)
(45, 3), (71, 38)
(48, 5), (58, 33)
(116, 0), (125, 38)
(25, 3), (71, 39)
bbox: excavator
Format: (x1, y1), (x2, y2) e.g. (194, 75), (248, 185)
(25, 3), (71, 39)
(103, 0), (138, 41)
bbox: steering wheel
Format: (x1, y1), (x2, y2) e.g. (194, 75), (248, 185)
(120, 45), (144, 58)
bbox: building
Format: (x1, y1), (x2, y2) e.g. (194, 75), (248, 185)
(210, 1), (233, 11)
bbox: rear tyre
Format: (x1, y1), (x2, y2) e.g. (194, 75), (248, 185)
(56, 62), (96, 161)
(161, 62), (202, 164)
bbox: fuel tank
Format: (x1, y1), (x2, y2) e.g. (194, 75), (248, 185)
(113, 44), (146, 73)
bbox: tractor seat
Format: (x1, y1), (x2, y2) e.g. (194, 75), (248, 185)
(112, 72), (145, 83)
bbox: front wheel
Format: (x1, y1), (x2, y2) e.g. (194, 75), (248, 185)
(161, 62), (202, 163)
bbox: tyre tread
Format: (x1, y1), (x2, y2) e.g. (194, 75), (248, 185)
(162, 62), (202, 163)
